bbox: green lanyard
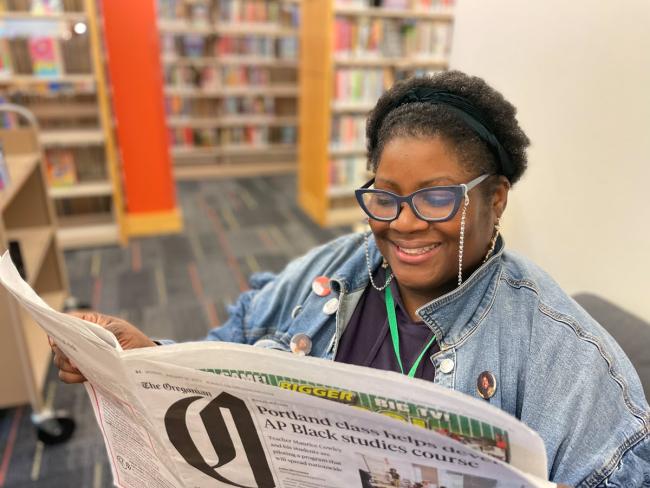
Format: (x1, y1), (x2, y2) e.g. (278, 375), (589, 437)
(385, 286), (437, 378)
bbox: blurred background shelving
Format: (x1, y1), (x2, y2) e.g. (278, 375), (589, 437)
(157, 0), (301, 180)
(299, 0), (454, 227)
(0, 0), (124, 249)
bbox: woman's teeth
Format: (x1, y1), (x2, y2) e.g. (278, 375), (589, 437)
(398, 244), (438, 255)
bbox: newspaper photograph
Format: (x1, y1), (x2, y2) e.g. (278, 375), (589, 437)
(0, 252), (556, 488)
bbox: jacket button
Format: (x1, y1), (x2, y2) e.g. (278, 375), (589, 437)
(322, 297), (339, 315)
(439, 358), (455, 374)
(291, 305), (303, 318)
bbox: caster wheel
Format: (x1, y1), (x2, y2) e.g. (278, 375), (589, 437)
(34, 415), (76, 445)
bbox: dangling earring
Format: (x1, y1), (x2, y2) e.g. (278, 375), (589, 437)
(457, 193), (469, 287)
(483, 217), (501, 263)
(365, 232), (394, 291)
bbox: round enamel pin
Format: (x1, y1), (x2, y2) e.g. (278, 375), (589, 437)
(290, 333), (312, 356)
(311, 276), (331, 297)
(477, 371), (497, 400)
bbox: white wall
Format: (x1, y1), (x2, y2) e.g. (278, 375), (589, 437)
(450, 0), (650, 320)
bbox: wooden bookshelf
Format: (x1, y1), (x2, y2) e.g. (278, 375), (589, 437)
(0, 111), (70, 409)
(298, 0), (455, 226)
(0, 0), (125, 249)
(158, 0), (300, 179)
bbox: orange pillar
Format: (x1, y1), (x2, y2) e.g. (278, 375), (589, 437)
(100, 0), (182, 237)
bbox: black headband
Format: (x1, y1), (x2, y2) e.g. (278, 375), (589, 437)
(380, 87), (515, 179)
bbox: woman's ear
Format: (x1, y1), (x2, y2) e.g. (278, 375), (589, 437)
(492, 175), (510, 218)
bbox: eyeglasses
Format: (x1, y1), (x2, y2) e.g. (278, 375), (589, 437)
(355, 174), (490, 222)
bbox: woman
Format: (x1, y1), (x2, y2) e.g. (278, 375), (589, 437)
(52, 71), (650, 486)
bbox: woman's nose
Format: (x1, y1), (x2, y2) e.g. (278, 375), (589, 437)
(390, 202), (429, 232)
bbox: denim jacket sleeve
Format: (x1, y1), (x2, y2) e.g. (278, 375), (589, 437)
(205, 271), (277, 344)
(595, 436), (650, 487)
(519, 299), (650, 487)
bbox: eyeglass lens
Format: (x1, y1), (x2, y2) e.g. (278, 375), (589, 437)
(361, 189), (457, 220)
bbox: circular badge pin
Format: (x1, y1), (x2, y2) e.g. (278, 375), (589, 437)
(439, 358), (455, 374)
(322, 297), (339, 315)
(476, 371), (497, 400)
(290, 333), (312, 356)
(311, 276), (331, 297)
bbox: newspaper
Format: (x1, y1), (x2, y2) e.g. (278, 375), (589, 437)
(0, 252), (555, 488)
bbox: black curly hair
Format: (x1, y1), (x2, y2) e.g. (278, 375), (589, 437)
(366, 71), (530, 187)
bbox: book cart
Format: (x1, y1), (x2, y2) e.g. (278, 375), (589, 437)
(0, 104), (75, 444)
(0, 0), (125, 249)
(157, 0), (301, 179)
(298, 0), (454, 226)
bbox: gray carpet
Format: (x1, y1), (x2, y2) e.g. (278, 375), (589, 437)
(0, 175), (351, 487)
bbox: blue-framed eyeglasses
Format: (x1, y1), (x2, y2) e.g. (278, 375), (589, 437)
(355, 174), (490, 222)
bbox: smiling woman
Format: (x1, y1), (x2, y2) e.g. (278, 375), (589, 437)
(50, 71), (650, 486)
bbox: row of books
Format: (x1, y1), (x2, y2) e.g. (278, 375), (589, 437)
(168, 125), (296, 147)
(0, 35), (91, 77)
(0, 96), (19, 127)
(44, 147), (106, 187)
(163, 66), (295, 91)
(161, 34), (298, 59)
(335, 0), (454, 12)
(2, 0), (83, 13)
(330, 115), (366, 148)
(158, 0), (210, 24)
(166, 94), (278, 115)
(329, 156), (370, 191)
(215, 36), (297, 59)
(54, 195), (112, 218)
(166, 96), (277, 117)
(333, 17), (452, 59)
(216, 0), (299, 27)
(158, 0), (299, 25)
(333, 68), (389, 103)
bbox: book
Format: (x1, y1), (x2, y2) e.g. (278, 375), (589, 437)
(0, 142), (10, 190)
(30, 0), (62, 14)
(45, 148), (77, 187)
(28, 37), (62, 77)
(0, 39), (12, 79)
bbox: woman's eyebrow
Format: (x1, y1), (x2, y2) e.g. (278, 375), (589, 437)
(375, 176), (457, 188)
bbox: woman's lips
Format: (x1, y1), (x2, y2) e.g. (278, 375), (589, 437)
(392, 242), (442, 264)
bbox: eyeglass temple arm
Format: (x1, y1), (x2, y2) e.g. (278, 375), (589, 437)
(361, 178), (375, 189)
(463, 174), (490, 193)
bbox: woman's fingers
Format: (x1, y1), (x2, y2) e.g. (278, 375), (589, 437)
(58, 369), (86, 384)
(51, 343), (87, 383)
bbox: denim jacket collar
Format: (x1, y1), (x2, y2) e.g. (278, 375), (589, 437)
(331, 233), (505, 349)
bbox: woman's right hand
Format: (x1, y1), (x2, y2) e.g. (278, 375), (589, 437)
(50, 311), (156, 384)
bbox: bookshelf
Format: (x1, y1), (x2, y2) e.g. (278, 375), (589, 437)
(298, 0), (454, 226)
(157, 0), (300, 179)
(0, 105), (69, 411)
(0, 0), (125, 249)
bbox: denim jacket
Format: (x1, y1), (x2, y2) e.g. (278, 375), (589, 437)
(206, 232), (650, 486)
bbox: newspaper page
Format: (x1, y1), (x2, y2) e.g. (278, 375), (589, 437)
(0, 252), (554, 488)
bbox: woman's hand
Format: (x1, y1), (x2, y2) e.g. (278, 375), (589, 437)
(50, 311), (156, 384)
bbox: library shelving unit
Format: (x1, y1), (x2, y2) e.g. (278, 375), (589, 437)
(0, 0), (125, 249)
(298, 0), (454, 226)
(0, 104), (75, 443)
(157, 0), (300, 179)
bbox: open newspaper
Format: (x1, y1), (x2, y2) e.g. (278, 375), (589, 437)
(0, 252), (555, 488)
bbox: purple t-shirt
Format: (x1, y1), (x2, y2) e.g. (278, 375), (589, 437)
(335, 267), (439, 380)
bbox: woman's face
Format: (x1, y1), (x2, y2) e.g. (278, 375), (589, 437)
(369, 136), (504, 299)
